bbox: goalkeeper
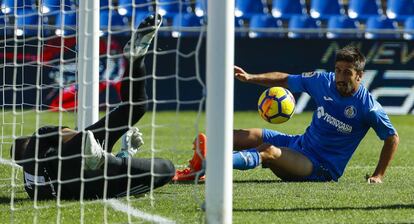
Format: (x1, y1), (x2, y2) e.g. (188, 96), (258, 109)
(10, 14), (175, 200)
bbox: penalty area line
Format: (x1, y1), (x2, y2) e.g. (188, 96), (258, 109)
(106, 199), (176, 224)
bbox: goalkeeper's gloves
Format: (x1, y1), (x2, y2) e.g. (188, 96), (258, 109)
(121, 127), (144, 156)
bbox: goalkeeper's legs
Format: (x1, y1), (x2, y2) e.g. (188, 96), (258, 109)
(83, 54), (147, 152)
(82, 13), (162, 152)
(55, 155), (174, 199)
(46, 14), (168, 198)
(82, 157), (175, 199)
(50, 51), (148, 189)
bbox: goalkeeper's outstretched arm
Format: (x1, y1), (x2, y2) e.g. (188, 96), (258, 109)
(234, 65), (289, 88)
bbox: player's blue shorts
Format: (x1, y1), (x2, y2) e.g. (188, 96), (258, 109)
(262, 129), (334, 182)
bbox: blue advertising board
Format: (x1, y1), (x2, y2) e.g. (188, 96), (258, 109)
(235, 39), (414, 115)
(1, 37), (413, 114)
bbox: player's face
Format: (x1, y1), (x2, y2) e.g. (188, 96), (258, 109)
(334, 61), (362, 97)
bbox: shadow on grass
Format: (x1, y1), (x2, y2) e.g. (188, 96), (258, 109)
(171, 179), (281, 185)
(171, 180), (205, 185)
(234, 204), (414, 212)
(0, 196), (31, 204)
(233, 179), (281, 184)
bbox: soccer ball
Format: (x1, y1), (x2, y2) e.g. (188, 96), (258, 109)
(257, 87), (296, 124)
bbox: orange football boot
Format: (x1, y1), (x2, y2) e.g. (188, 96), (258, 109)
(173, 133), (207, 182)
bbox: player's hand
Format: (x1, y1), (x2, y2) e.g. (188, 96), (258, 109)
(122, 127), (144, 152)
(365, 174), (383, 184)
(234, 65), (250, 82)
(130, 128), (144, 149)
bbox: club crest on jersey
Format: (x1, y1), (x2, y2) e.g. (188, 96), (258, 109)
(344, 106), (357, 119)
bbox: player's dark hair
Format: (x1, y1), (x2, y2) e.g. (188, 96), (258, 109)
(10, 136), (30, 164)
(335, 45), (366, 72)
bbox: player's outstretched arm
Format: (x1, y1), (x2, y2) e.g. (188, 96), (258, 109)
(234, 65), (289, 88)
(367, 134), (399, 184)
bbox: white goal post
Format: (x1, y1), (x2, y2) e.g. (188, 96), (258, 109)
(1, 0), (233, 222)
(205, 0), (234, 223)
(77, 0), (99, 130)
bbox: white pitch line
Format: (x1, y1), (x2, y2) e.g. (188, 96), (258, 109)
(0, 157), (21, 168)
(106, 199), (176, 224)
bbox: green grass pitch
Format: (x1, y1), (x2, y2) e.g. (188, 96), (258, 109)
(0, 111), (413, 223)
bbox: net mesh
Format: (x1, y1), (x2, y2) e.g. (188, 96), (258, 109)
(0, 0), (206, 222)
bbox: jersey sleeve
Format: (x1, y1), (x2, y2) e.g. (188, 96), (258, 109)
(287, 71), (326, 94)
(366, 102), (397, 140)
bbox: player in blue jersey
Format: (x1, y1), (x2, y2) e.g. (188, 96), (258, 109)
(175, 46), (399, 183)
(229, 45), (399, 183)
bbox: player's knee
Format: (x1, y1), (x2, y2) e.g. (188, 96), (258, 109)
(156, 159), (175, 175)
(258, 144), (282, 162)
(153, 159), (175, 187)
(233, 128), (262, 149)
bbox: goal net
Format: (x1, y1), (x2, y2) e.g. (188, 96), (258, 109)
(0, 0), (209, 223)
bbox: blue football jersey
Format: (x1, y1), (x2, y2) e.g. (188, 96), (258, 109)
(287, 71), (396, 180)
